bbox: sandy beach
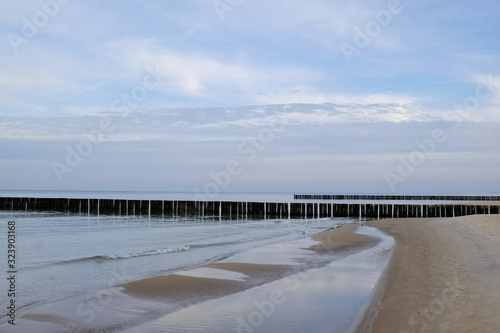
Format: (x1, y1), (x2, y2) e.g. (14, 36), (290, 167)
(15, 214), (500, 332)
(355, 215), (500, 333)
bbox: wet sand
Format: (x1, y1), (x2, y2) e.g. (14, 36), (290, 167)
(310, 223), (379, 252)
(119, 226), (394, 333)
(355, 215), (500, 333)
(119, 223), (379, 305)
(15, 223), (379, 332)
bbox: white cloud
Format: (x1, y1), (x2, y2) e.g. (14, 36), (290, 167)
(254, 90), (417, 106)
(0, 103), (457, 143)
(107, 39), (320, 100)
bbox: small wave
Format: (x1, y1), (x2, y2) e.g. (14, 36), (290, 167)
(46, 246), (192, 266)
(189, 241), (239, 249)
(102, 246), (191, 260)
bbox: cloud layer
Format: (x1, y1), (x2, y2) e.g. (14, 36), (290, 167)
(1, 1), (500, 193)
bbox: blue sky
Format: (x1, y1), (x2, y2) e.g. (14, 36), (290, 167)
(1, 0), (500, 195)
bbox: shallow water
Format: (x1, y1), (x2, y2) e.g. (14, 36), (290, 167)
(120, 227), (394, 333)
(0, 210), (350, 325)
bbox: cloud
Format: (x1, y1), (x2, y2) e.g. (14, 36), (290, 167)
(253, 90), (417, 107)
(0, 102), (492, 144)
(106, 38), (321, 101)
(105, 38), (432, 110)
(2, 1), (499, 117)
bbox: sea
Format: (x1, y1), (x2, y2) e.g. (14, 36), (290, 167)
(0, 191), (394, 332)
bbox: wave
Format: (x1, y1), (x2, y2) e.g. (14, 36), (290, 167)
(25, 239), (259, 271)
(101, 246), (191, 260)
(23, 242), (239, 271)
(43, 246), (192, 267)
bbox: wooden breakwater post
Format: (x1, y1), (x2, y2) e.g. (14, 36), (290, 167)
(0, 197), (499, 220)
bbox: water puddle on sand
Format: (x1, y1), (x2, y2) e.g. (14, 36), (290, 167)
(121, 226), (394, 333)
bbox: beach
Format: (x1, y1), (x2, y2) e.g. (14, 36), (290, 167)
(355, 215), (500, 333)
(10, 221), (393, 332)
(5, 211), (500, 332)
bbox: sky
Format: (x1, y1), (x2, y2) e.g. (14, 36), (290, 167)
(1, 0), (500, 195)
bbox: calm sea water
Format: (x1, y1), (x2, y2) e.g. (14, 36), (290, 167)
(0, 205), (351, 325)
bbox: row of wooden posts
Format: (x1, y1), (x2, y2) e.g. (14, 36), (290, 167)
(294, 194), (500, 201)
(0, 197), (499, 220)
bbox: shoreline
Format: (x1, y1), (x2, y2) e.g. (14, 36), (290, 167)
(115, 224), (392, 333)
(118, 223), (381, 304)
(12, 222), (385, 332)
(10, 214), (499, 332)
(355, 215), (500, 333)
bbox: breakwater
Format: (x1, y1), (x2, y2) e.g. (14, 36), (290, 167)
(0, 197), (499, 219)
(294, 194), (500, 201)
